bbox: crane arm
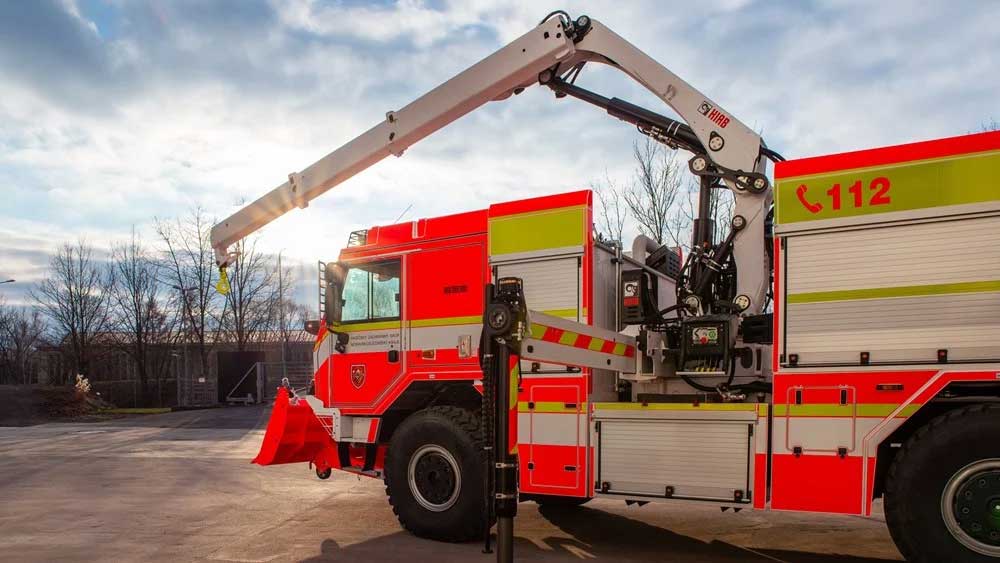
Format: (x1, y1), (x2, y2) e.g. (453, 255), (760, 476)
(210, 12), (771, 312)
(210, 15), (575, 266)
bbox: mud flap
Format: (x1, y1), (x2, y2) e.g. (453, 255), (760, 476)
(252, 387), (337, 467)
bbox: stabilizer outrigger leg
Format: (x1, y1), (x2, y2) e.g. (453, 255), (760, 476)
(480, 277), (527, 563)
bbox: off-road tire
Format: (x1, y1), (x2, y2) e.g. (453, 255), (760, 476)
(384, 406), (487, 542)
(885, 403), (1000, 563)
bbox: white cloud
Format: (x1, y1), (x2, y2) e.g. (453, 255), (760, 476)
(0, 0), (998, 308)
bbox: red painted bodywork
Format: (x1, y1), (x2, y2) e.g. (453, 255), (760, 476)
(254, 132), (999, 518)
(767, 131), (1000, 515)
(253, 387), (337, 468)
(775, 130), (1000, 179)
(285, 190), (594, 495)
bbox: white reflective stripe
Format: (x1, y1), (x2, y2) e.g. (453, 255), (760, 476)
(302, 394), (336, 417)
(518, 412), (584, 447)
(755, 414), (768, 455)
(313, 331), (332, 372)
(772, 416), (883, 456)
(344, 329), (401, 353)
(409, 323), (481, 350)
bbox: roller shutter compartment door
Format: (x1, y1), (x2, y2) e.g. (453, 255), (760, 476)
(496, 257), (581, 374)
(783, 215), (1000, 366)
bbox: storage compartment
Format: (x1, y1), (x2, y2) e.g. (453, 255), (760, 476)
(495, 256), (581, 321)
(593, 405), (756, 503)
(496, 255), (582, 374)
(783, 215), (1000, 366)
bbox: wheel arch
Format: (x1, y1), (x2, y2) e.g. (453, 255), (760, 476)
(872, 380), (1000, 500)
(378, 380), (482, 445)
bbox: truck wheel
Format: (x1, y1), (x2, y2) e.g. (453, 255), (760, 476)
(384, 406), (487, 542)
(885, 403), (1000, 562)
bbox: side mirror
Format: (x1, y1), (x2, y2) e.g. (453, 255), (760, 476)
(303, 320), (321, 336)
(324, 262), (347, 325)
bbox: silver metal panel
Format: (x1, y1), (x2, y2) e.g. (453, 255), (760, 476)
(787, 216), (1000, 294)
(498, 257), (581, 373)
(785, 215), (1000, 365)
(593, 405), (757, 423)
(590, 244), (621, 401)
(787, 292), (1000, 364)
(597, 417), (752, 501)
(592, 244), (618, 333)
(489, 246), (584, 265)
(496, 257), (580, 319)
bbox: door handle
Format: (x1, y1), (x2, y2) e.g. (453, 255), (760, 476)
(387, 349), (399, 363)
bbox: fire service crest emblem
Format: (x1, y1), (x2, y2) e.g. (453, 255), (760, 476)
(350, 364), (366, 389)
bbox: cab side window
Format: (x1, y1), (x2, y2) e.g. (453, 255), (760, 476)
(341, 268), (370, 322)
(341, 259), (401, 322)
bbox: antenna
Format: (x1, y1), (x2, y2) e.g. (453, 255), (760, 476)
(393, 204), (413, 224)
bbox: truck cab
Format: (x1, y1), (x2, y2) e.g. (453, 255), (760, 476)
(310, 190), (616, 504)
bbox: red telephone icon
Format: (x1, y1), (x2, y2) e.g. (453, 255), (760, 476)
(796, 184), (823, 214)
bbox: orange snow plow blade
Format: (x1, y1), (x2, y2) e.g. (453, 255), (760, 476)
(252, 387), (334, 466)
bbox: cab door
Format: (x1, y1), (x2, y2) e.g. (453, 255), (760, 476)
(407, 243), (485, 369)
(328, 258), (404, 409)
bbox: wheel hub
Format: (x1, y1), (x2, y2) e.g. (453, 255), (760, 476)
(943, 460), (1000, 556)
(407, 444), (461, 512)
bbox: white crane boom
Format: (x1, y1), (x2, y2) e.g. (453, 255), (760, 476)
(210, 12), (772, 313)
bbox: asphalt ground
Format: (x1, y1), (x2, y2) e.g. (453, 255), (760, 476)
(0, 406), (904, 562)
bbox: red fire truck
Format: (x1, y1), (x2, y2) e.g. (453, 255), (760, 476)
(211, 12), (1000, 563)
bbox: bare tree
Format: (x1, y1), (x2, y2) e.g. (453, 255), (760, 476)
(0, 298), (10, 383)
(31, 241), (110, 382)
(0, 298), (45, 384)
(156, 208), (223, 382)
(2, 307), (47, 384)
(622, 138), (687, 246)
(984, 119), (999, 132)
(600, 137), (737, 253)
(108, 230), (176, 406)
(273, 257), (309, 345)
(593, 173), (627, 248)
(676, 179), (735, 248)
(222, 236), (278, 351)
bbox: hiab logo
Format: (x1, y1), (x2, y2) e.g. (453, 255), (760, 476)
(698, 101), (730, 128)
(624, 281), (638, 297)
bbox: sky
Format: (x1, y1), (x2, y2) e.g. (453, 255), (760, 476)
(1, 0), (998, 307)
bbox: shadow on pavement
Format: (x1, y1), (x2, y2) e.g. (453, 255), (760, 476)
(103, 404), (268, 429)
(297, 505), (899, 562)
(81, 404), (271, 444)
(537, 505), (897, 562)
